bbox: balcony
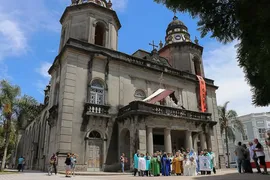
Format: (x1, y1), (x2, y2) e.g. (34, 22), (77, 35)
(81, 102), (111, 131)
(83, 102), (110, 117)
(117, 101), (214, 123)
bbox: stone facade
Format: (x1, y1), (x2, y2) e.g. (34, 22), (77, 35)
(15, 1), (224, 172)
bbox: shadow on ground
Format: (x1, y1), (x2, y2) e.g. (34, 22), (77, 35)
(193, 172), (270, 180)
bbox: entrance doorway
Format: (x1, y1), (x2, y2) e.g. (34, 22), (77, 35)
(119, 129), (131, 169)
(87, 131), (103, 171)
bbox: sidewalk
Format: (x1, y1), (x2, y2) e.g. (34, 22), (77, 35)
(58, 171), (130, 176)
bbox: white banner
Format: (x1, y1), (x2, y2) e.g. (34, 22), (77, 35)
(199, 156), (212, 171)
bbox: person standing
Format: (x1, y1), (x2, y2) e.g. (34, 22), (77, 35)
(64, 153), (72, 177)
(70, 153), (77, 176)
(17, 156), (24, 172)
(234, 142), (245, 173)
(208, 148), (216, 174)
(254, 139), (268, 174)
(266, 130), (270, 147)
(144, 152), (151, 176)
(120, 153), (125, 173)
(242, 144), (253, 173)
(249, 142), (261, 173)
(150, 153), (160, 176)
(172, 152), (182, 175)
(50, 153), (58, 175)
(138, 153), (146, 176)
(133, 150), (140, 176)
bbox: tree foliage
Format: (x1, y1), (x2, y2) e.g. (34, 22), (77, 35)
(0, 121), (17, 161)
(0, 80), (41, 169)
(218, 101), (243, 167)
(218, 101), (244, 142)
(154, 0), (270, 106)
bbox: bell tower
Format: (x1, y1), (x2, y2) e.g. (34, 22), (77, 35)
(159, 15), (205, 77)
(59, 0), (121, 52)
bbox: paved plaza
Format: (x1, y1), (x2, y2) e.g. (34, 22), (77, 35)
(0, 169), (270, 180)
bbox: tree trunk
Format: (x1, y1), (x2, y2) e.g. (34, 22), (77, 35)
(1, 118), (11, 171)
(225, 126), (230, 168)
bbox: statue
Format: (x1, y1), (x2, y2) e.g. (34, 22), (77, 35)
(159, 40), (163, 49)
(194, 36), (199, 45)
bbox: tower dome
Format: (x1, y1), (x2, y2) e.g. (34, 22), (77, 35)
(71, 0), (113, 9)
(165, 16), (191, 45)
(88, 0), (108, 8)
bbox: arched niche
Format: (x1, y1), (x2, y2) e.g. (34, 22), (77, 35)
(134, 89), (146, 100)
(193, 56), (202, 76)
(94, 22), (107, 47)
(119, 128), (131, 169)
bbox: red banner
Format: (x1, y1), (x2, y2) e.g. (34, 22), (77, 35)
(197, 75), (207, 112)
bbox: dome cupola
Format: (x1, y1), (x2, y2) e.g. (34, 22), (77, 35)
(165, 16), (191, 45)
(71, 0), (113, 9)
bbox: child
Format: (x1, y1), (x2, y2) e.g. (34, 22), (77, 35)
(138, 153), (146, 176)
(183, 156), (190, 176)
(189, 157), (197, 176)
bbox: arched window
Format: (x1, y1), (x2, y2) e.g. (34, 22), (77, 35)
(193, 58), (202, 76)
(53, 83), (59, 105)
(89, 79), (104, 105)
(134, 89), (146, 100)
(89, 131), (101, 139)
(95, 22), (106, 46)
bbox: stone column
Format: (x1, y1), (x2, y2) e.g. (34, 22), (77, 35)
(147, 127), (153, 155)
(193, 134), (199, 152)
(185, 131), (193, 149)
(206, 133), (212, 150)
(103, 139), (107, 165)
(200, 132), (207, 150)
(164, 129), (172, 153)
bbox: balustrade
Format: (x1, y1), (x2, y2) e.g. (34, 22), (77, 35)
(118, 101), (212, 121)
(85, 102), (110, 115)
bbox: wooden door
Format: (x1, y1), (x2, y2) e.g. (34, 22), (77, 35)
(87, 139), (103, 171)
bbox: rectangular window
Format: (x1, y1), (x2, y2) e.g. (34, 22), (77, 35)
(242, 129), (248, 141)
(258, 128), (266, 139)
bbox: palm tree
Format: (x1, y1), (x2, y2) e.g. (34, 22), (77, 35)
(0, 80), (40, 171)
(218, 101), (244, 168)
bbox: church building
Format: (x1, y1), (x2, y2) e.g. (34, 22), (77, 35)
(16, 0), (224, 172)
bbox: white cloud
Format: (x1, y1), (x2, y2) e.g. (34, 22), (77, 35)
(36, 62), (52, 79)
(112, 0), (128, 12)
(0, 12), (27, 60)
(203, 42), (270, 116)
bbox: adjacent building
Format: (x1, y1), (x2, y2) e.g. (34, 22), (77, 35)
(227, 112), (270, 164)
(15, 0), (224, 172)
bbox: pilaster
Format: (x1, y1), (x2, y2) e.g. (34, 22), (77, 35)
(147, 127), (153, 155)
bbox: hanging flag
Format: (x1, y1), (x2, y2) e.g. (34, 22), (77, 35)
(196, 75), (207, 112)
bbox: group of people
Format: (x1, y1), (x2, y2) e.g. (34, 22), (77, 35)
(64, 153), (77, 177)
(47, 152), (77, 177)
(128, 148), (216, 177)
(235, 138), (268, 174)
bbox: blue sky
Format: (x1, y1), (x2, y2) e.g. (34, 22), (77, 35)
(0, 0), (269, 115)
